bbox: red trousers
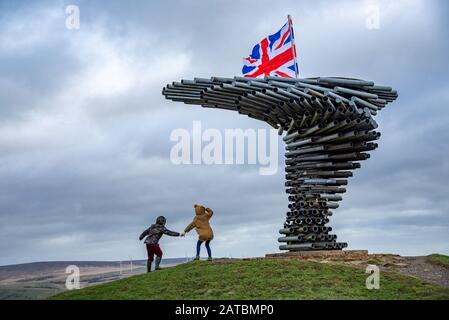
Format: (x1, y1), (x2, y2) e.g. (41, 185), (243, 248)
(146, 243), (163, 262)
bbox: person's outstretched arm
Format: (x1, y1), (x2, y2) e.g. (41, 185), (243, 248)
(163, 227), (180, 237)
(139, 228), (149, 240)
(205, 208), (214, 219)
(184, 219), (196, 234)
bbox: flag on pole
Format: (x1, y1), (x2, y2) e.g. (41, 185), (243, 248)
(242, 16), (298, 78)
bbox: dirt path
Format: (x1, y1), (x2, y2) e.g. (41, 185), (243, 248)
(259, 252), (449, 288)
(330, 255), (449, 288)
(400, 256), (449, 288)
(361, 254), (449, 288)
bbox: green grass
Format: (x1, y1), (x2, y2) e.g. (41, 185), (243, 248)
(427, 254), (449, 268)
(50, 259), (449, 300)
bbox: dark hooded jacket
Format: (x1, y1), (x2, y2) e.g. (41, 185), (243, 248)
(139, 216), (180, 244)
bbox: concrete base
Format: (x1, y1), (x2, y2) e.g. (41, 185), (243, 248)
(265, 250), (369, 261)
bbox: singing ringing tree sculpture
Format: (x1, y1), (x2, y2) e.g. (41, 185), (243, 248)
(162, 76), (398, 251)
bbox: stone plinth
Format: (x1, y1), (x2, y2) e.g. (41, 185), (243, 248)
(265, 250), (369, 261)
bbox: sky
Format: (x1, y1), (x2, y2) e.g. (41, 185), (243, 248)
(0, 0), (448, 265)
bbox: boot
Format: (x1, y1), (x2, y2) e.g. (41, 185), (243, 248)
(146, 260), (152, 273)
(155, 256), (162, 270)
(194, 256), (200, 260)
(207, 256), (213, 261)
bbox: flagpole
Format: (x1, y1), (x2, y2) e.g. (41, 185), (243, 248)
(287, 15), (298, 79)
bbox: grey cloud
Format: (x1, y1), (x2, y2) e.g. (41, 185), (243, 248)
(0, 0), (448, 265)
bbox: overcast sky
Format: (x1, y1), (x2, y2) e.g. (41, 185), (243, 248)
(0, 0), (448, 265)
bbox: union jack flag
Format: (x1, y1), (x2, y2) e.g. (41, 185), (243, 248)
(242, 16), (298, 78)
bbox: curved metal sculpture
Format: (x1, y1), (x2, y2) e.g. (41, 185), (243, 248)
(162, 76), (398, 251)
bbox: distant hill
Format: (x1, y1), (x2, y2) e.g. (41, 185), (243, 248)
(0, 258), (187, 274)
(0, 258), (189, 300)
(52, 256), (449, 300)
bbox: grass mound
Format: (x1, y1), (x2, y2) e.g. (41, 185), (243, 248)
(427, 254), (449, 268)
(51, 259), (449, 300)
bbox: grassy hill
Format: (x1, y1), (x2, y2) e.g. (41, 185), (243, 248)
(0, 258), (187, 300)
(51, 258), (449, 300)
(427, 254), (449, 268)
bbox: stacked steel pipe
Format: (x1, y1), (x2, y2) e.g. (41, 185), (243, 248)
(162, 76), (398, 251)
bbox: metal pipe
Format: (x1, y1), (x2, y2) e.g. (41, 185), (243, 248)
(318, 77), (375, 87)
(334, 86), (378, 99)
(351, 96), (379, 111)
